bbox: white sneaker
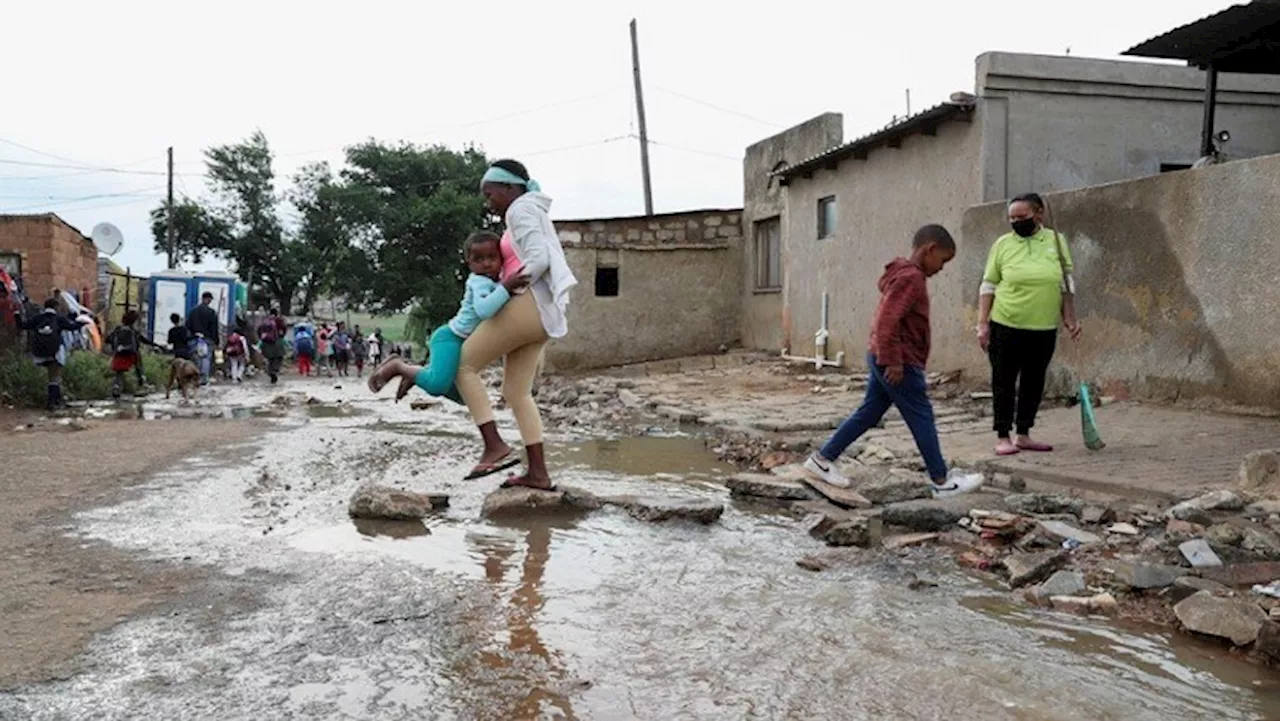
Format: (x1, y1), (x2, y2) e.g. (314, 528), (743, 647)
(803, 454), (851, 488)
(931, 470), (985, 498)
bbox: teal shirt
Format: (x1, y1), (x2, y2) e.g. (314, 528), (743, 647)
(448, 274), (510, 337)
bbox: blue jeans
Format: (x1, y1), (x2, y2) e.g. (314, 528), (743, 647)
(819, 352), (948, 482)
(414, 325), (464, 405)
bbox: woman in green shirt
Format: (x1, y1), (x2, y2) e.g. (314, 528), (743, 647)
(977, 193), (1081, 456)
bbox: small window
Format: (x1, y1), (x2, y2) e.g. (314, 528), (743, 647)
(817, 196), (836, 239)
(753, 217), (781, 292)
(595, 267), (619, 297)
(1160, 163), (1193, 173)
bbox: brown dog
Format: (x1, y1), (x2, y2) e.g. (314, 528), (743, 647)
(166, 357), (202, 400)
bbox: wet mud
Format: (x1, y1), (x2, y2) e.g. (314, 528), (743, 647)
(3, 378), (1280, 720)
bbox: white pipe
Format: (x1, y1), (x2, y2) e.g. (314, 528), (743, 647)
(780, 289), (845, 369)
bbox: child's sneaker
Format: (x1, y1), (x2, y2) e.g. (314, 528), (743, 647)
(802, 454), (851, 488)
(931, 470), (984, 498)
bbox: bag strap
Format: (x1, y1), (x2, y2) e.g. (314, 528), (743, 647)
(1042, 197), (1072, 296)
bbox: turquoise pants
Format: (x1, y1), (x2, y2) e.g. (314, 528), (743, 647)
(414, 325), (464, 405)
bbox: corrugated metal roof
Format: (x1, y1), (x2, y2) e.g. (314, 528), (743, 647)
(1123, 1), (1280, 72)
(770, 100), (976, 183)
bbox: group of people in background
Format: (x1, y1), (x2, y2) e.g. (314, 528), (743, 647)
(291, 322), (388, 378)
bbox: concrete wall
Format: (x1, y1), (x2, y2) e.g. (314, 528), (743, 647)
(741, 113), (843, 352)
(0, 215), (98, 305)
(960, 153), (1280, 407)
(977, 52), (1280, 201)
(778, 116), (984, 371)
(546, 209), (744, 370)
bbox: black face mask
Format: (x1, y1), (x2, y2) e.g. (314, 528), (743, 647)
(1011, 218), (1038, 237)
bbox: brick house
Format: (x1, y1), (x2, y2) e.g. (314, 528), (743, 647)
(0, 214), (98, 306)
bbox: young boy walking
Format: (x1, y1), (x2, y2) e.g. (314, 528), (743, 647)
(803, 224), (984, 498)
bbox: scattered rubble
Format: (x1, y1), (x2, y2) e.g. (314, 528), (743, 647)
(1174, 591), (1267, 646)
(1178, 539), (1223, 568)
(1112, 562), (1189, 590)
(725, 473), (817, 501)
(1004, 552), (1065, 588)
(1050, 593), (1119, 616)
(1028, 570), (1086, 602)
(347, 484), (448, 520)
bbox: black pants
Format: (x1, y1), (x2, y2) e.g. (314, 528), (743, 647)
(988, 321), (1057, 437)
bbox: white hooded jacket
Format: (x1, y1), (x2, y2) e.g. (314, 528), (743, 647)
(506, 191), (578, 339)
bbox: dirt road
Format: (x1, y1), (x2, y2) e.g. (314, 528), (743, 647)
(0, 415), (257, 688)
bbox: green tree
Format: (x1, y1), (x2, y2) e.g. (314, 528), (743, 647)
(332, 141), (492, 329)
(149, 199), (229, 267)
(289, 161), (357, 315)
(202, 131), (297, 313)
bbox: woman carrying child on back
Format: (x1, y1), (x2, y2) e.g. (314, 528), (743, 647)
(368, 231), (527, 404)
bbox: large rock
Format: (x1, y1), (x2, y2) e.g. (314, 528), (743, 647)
(1004, 551), (1066, 588)
(1037, 520), (1103, 545)
(1166, 518), (1207, 542)
(880, 498), (967, 532)
(1200, 562), (1280, 588)
(605, 495), (724, 524)
(1169, 576), (1232, 604)
(820, 517), (880, 548)
(725, 473), (817, 501)
(348, 485), (448, 520)
(1080, 505), (1116, 525)
(1256, 621), (1280, 664)
(1174, 591), (1267, 646)
(1242, 527), (1280, 559)
(856, 473), (932, 505)
(1167, 489), (1245, 520)
(1205, 523), (1245, 547)
(1029, 570), (1086, 602)
(1113, 562), (1189, 590)
(1239, 450), (1280, 495)
(1179, 539), (1224, 568)
(481, 486), (570, 517)
(1004, 493), (1084, 518)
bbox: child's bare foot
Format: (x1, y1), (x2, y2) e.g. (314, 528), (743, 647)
(395, 375), (414, 402)
(367, 358), (403, 394)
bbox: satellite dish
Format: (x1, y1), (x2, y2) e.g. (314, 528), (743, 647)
(90, 222), (124, 256)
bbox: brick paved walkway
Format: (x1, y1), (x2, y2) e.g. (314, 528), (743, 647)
(622, 355), (1280, 504)
(868, 403), (1278, 503)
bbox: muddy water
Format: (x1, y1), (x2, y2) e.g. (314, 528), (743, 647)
(6, 380), (1280, 720)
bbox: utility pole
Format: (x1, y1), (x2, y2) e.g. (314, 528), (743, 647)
(630, 18), (654, 216)
(166, 146), (175, 269)
(905, 89), (912, 117)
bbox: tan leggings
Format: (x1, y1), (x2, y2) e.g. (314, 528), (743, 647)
(456, 292), (549, 445)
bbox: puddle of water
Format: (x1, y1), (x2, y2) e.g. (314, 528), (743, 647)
(305, 404), (373, 419)
(352, 518), (431, 539)
(550, 435), (733, 484)
(39, 390), (1280, 721)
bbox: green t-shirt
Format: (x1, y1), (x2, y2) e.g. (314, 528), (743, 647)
(983, 226), (1073, 331)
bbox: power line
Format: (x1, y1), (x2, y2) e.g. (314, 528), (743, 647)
(653, 86), (784, 129)
(647, 138), (741, 162)
(520, 134), (633, 158)
(0, 157), (206, 179)
(1, 193), (164, 214)
(0, 187), (165, 201)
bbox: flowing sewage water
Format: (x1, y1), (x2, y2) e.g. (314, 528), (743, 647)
(7, 384), (1280, 720)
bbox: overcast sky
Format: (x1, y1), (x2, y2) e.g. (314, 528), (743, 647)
(1, 0), (1229, 275)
